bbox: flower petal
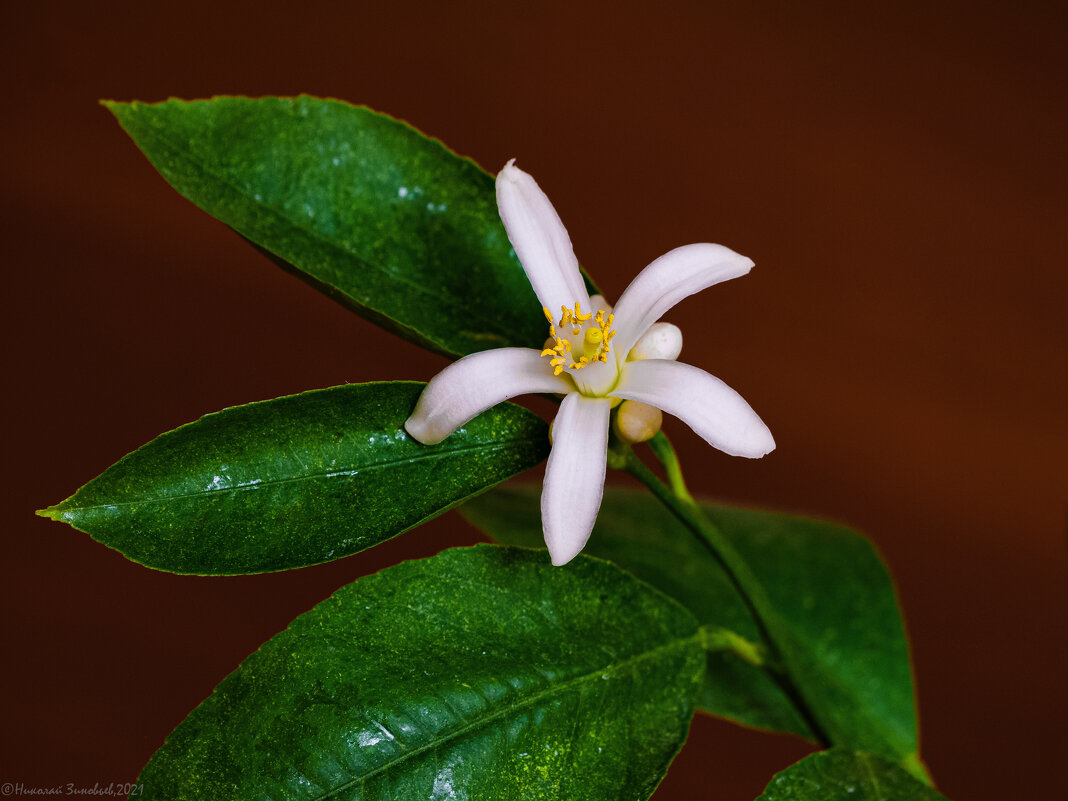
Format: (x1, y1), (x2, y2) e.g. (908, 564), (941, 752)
(611, 243), (754, 359)
(615, 359), (774, 458)
(589, 294), (612, 313)
(496, 161), (590, 314)
(405, 347), (572, 445)
(541, 394), (612, 565)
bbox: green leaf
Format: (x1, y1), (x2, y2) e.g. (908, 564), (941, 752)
(136, 545), (706, 800)
(105, 96), (596, 358)
(462, 486), (918, 765)
(40, 383), (548, 574)
(757, 749), (945, 800)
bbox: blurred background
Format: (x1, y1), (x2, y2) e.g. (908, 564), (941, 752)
(3, 1), (1065, 798)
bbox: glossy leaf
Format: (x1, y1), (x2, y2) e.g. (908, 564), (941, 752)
(105, 96), (597, 358)
(462, 486), (918, 765)
(136, 545), (706, 800)
(757, 749), (946, 800)
(40, 383), (548, 574)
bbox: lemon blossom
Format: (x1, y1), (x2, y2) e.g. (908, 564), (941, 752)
(405, 161), (774, 565)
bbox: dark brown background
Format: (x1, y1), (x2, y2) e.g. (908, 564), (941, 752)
(3, 2), (1065, 799)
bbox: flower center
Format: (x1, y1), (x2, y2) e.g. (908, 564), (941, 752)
(540, 302), (616, 376)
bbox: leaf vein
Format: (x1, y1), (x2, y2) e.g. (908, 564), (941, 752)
(59, 438), (536, 512)
(310, 632), (701, 800)
(126, 107), (515, 340)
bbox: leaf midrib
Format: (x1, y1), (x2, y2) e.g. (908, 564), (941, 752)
(310, 630), (702, 801)
(122, 102), (516, 342)
(857, 752), (886, 799)
(55, 438), (536, 514)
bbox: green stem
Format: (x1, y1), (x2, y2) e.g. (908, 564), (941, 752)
(648, 433), (695, 504)
(619, 442), (832, 747)
(698, 624), (767, 668)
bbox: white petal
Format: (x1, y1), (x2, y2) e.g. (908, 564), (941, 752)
(615, 359), (774, 458)
(496, 161), (590, 314)
(405, 348), (572, 445)
(541, 394), (612, 565)
(627, 322), (683, 361)
(589, 294), (613, 314)
(611, 244), (754, 359)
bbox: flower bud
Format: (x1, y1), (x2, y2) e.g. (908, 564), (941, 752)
(627, 322), (682, 361)
(613, 400), (663, 444)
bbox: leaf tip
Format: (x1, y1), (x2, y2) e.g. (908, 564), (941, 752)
(35, 504), (64, 521)
(100, 98), (152, 123)
(99, 99), (132, 123)
(36, 493), (80, 524)
(901, 751), (935, 786)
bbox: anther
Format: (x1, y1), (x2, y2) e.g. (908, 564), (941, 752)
(540, 300), (618, 375)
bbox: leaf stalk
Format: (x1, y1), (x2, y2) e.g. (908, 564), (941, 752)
(615, 437), (833, 747)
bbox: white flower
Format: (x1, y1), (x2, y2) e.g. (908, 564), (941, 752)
(405, 161), (774, 565)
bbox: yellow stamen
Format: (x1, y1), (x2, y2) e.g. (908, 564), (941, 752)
(539, 300), (618, 374)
